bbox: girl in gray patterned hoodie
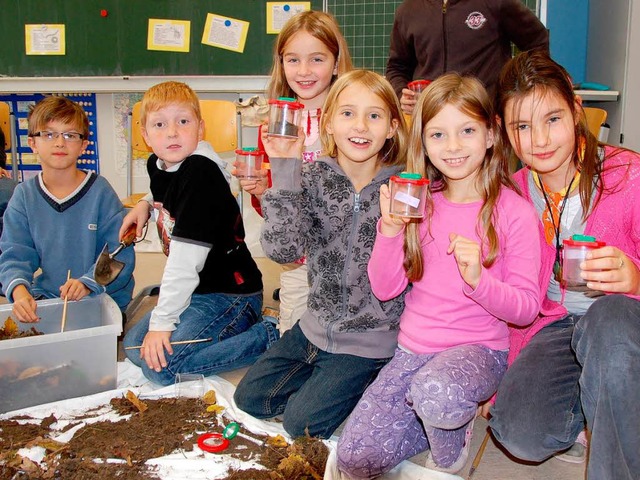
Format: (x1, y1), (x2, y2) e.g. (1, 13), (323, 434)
(235, 70), (408, 438)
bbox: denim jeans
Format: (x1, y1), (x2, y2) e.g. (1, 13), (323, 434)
(123, 292), (279, 385)
(233, 322), (390, 439)
(490, 295), (640, 480)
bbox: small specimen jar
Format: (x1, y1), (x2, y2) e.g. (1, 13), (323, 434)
(408, 79), (431, 94)
(389, 172), (429, 218)
(267, 97), (304, 138)
(562, 235), (606, 287)
(235, 147), (264, 179)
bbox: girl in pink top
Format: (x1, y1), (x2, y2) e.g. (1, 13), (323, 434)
(337, 73), (540, 476)
(489, 50), (640, 480)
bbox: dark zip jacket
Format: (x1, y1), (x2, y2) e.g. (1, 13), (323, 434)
(386, 0), (549, 99)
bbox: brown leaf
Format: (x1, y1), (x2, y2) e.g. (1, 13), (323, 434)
(202, 390), (217, 405)
(267, 434), (289, 448)
(1, 316), (19, 336)
(125, 390), (148, 413)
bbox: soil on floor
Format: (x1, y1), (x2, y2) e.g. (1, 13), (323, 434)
(0, 393), (328, 480)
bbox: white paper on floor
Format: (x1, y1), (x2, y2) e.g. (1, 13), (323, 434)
(1, 361), (461, 480)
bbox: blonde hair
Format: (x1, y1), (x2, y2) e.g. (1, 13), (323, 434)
(27, 96), (89, 138)
(140, 81), (201, 127)
(404, 73), (513, 281)
(319, 69), (407, 168)
(267, 10), (353, 99)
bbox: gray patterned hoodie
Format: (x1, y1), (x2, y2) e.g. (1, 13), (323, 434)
(261, 156), (406, 359)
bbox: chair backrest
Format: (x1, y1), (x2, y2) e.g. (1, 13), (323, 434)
(583, 107), (607, 139)
(131, 99), (238, 154)
(0, 102), (11, 150)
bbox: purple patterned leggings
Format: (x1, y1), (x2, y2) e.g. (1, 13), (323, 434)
(337, 345), (508, 478)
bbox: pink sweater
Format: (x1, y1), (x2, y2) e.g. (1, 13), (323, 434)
(509, 146), (640, 364)
(369, 187), (541, 354)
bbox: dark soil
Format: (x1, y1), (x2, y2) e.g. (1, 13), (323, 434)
(0, 393), (328, 480)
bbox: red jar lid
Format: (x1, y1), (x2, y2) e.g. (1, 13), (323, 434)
(408, 79), (432, 89)
(268, 97), (304, 110)
(197, 433), (229, 453)
(235, 147), (264, 156)
(391, 173), (429, 186)
(563, 235), (606, 248)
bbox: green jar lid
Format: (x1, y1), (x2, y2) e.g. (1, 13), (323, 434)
(278, 96), (296, 101)
(399, 172), (422, 180)
(243, 147), (257, 152)
(571, 234), (596, 242)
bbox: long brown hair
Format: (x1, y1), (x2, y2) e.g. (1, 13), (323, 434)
(495, 50), (604, 219)
(404, 73), (512, 281)
(319, 69), (407, 168)
(267, 11), (353, 100)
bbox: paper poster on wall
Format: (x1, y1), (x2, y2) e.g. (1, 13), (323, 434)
(147, 19), (191, 52)
(25, 24), (65, 55)
(266, 2), (311, 34)
(201, 13), (249, 53)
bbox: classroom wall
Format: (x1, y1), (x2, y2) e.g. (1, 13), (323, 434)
(547, 0), (589, 84)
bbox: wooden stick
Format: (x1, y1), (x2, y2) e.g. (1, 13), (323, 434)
(124, 337), (213, 350)
(60, 270), (71, 333)
(467, 430), (491, 480)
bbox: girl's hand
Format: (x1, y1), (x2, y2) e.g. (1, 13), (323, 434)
(11, 285), (38, 323)
(400, 88), (417, 115)
(232, 163), (269, 198)
(379, 184), (409, 237)
(448, 233), (483, 289)
(60, 278), (90, 302)
(260, 123), (305, 159)
(140, 331), (173, 372)
(121, 201), (150, 239)
(582, 246), (640, 294)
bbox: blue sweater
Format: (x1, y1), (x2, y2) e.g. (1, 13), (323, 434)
(0, 171), (134, 310)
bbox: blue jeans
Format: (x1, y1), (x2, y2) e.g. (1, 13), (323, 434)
(490, 295), (640, 480)
(233, 322), (390, 439)
(123, 292), (279, 385)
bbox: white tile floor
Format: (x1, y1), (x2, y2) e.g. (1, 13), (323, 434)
(129, 251), (586, 480)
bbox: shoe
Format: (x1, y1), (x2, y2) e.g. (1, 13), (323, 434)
(555, 430), (588, 464)
(425, 418), (475, 474)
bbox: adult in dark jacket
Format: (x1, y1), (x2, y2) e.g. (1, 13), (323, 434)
(386, 0), (549, 114)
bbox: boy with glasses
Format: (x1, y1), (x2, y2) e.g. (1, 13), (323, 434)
(0, 96), (134, 321)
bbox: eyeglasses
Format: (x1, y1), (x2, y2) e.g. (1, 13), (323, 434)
(32, 131), (85, 142)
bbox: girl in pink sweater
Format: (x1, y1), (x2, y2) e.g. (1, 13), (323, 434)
(489, 50), (640, 480)
(337, 73), (540, 476)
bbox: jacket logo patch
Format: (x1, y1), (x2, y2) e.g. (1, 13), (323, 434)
(88, 223), (98, 231)
(465, 11), (487, 30)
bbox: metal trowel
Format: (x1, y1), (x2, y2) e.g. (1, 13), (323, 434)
(95, 224), (137, 285)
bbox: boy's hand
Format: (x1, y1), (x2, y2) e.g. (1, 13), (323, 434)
(400, 89), (417, 115)
(60, 278), (90, 302)
(448, 233), (483, 289)
(379, 183), (409, 237)
(121, 201), (149, 239)
(11, 285), (39, 323)
(260, 123), (305, 159)
(582, 246), (640, 295)
(140, 331), (173, 372)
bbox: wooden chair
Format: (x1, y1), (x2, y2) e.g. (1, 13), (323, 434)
(583, 107), (608, 139)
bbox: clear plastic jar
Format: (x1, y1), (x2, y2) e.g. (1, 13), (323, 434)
(235, 147), (264, 179)
(389, 172), (429, 218)
(562, 235), (606, 286)
(267, 97), (304, 138)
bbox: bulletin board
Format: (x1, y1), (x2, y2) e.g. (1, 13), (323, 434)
(0, 0), (322, 77)
(0, 94), (99, 182)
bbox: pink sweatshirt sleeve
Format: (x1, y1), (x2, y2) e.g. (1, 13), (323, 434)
(368, 220), (409, 301)
(464, 194), (541, 326)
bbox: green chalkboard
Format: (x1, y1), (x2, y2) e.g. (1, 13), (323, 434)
(0, 0), (322, 77)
